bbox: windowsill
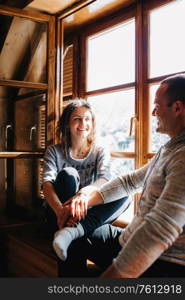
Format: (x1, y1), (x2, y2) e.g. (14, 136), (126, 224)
(112, 218), (129, 228)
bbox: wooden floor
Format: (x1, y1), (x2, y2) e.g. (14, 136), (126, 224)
(2, 223), (58, 277)
(1, 222), (101, 277)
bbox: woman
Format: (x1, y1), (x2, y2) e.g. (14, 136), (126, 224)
(43, 99), (130, 261)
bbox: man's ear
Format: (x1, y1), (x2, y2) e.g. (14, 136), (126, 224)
(173, 100), (185, 115)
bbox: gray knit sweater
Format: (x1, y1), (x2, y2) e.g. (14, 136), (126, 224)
(43, 144), (111, 188)
(100, 130), (185, 277)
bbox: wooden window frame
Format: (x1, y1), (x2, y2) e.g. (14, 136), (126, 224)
(142, 0), (185, 161)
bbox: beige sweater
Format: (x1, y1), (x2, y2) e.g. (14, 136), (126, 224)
(100, 130), (185, 277)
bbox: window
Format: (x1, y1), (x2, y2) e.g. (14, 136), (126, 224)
(84, 16), (136, 222)
(88, 89), (135, 153)
(147, 0), (185, 155)
(149, 0), (185, 78)
(149, 84), (169, 152)
(87, 19), (135, 91)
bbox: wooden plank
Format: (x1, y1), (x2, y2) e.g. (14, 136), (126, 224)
(142, 0), (150, 164)
(72, 37), (80, 99)
(55, 18), (63, 138)
(135, 1), (144, 168)
(0, 152), (44, 158)
(144, 0), (176, 11)
(85, 82), (136, 97)
(15, 90), (46, 101)
(47, 16), (56, 145)
(6, 235), (57, 277)
(147, 71), (185, 85)
(111, 152), (135, 158)
(0, 4), (50, 22)
(58, 0), (96, 19)
(146, 153), (155, 159)
(0, 79), (48, 89)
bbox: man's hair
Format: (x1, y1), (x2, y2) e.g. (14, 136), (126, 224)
(58, 99), (96, 157)
(161, 73), (185, 105)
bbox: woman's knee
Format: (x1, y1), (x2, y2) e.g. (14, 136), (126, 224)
(58, 167), (79, 179)
(54, 167), (80, 202)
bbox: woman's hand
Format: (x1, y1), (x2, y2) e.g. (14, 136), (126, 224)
(64, 193), (88, 220)
(66, 216), (79, 227)
(56, 205), (70, 229)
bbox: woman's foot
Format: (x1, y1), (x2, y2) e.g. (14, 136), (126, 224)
(53, 224), (84, 261)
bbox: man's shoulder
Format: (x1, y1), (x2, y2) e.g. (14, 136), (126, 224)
(166, 144), (185, 167)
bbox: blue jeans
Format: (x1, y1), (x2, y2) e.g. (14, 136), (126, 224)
(46, 167), (130, 234)
(58, 224), (122, 277)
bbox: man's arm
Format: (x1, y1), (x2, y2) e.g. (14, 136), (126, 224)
(105, 152), (185, 278)
(100, 264), (125, 278)
(65, 163), (149, 218)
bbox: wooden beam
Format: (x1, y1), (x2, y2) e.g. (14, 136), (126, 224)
(0, 79), (48, 89)
(15, 90), (46, 101)
(0, 4), (50, 21)
(58, 0), (96, 19)
(85, 82), (135, 97)
(135, 1), (144, 168)
(147, 71), (185, 85)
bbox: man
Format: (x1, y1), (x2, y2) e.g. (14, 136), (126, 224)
(60, 73), (185, 277)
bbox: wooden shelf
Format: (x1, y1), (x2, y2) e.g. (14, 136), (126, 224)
(0, 152), (44, 158)
(0, 79), (48, 89)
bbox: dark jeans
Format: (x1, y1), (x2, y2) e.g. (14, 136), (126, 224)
(58, 224), (185, 277)
(46, 167), (130, 234)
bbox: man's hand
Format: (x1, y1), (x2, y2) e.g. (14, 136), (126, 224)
(64, 193), (88, 220)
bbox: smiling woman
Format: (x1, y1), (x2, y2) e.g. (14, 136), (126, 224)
(42, 99), (130, 262)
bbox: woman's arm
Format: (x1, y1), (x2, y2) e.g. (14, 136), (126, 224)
(43, 182), (70, 229)
(43, 182), (63, 215)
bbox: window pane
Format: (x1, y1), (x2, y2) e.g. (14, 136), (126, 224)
(109, 157), (134, 179)
(150, 84), (169, 152)
(149, 0), (185, 78)
(87, 19), (135, 91)
(110, 157), (135, 222)
(0, 15), (47, 83)
(88, 89), (135, 152)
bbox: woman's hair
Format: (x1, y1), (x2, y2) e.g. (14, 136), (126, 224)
(58, 99), (96, 157)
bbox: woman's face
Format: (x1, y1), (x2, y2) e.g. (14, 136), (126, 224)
(68, 106), (93, 140)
